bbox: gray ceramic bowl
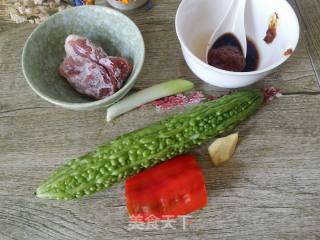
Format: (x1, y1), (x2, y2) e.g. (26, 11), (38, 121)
(22, 6), (145, 111)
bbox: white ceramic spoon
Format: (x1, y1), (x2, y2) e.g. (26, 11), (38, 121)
(206, 0), (247, 62)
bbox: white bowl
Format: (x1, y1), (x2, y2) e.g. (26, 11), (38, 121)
(175, 0), (300, 88)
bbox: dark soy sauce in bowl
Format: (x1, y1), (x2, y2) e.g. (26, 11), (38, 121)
(207, 33), (259, 72)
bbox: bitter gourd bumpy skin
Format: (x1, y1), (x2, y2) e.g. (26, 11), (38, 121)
(36, 90), (263, 200)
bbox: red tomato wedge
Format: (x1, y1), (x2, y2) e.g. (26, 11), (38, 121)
(125, 154), (207, 221)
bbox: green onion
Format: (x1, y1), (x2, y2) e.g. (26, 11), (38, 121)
(106, 79), (194, 122)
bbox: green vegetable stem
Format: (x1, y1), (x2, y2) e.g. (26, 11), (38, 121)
(106, 79), (194, 122)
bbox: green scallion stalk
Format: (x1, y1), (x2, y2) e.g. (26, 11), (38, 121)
(106, 79), (194, 122)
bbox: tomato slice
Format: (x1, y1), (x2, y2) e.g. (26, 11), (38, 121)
(125, 154), (207, 221)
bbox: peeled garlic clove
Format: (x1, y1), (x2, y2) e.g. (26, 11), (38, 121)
(208, 133), (239, 166)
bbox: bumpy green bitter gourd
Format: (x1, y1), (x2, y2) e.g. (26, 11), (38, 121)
(36, 90), (263, 200)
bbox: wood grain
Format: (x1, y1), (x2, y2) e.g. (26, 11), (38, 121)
(1, 0), (320, 239)
(294, 0), (320, 87)
(0, 0), (8, 22)
(1, 94), (320, 240)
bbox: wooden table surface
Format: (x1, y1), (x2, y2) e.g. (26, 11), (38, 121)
(1, 0), (320, 239)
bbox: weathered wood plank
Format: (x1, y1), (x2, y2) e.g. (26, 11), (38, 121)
(0, 3), (319, 116)
(1, 0), (320, 240)
(0, 0), (9, 22)
(295, 0), (320, 86)
(0, 94), (320, 240)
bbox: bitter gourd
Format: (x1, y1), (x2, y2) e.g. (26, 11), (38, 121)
(36, 89), (263, 200)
